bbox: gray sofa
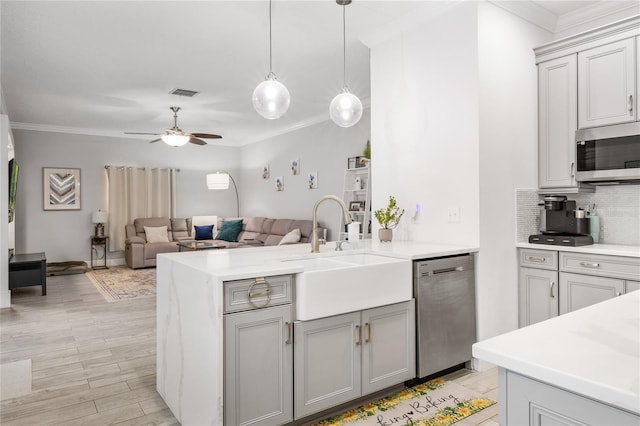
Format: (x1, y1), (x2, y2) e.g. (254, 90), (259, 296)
(124, 216), (322, 269)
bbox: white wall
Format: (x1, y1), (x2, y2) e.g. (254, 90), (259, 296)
(240, 111), (371, 240)
(14, 130), (240, 263)
(367, 1), (552, 348)
(368, 3), (480, 245)
(477, 2), (551, 340)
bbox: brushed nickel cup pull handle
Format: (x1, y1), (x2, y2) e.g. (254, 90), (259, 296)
(579, 262), (600, 268)
(527, 256), (546, 263)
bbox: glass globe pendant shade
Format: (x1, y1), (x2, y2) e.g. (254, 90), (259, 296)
(252, 73), (290, 119)
(330, 87), (363, 128)
(161, 133), (190, 147)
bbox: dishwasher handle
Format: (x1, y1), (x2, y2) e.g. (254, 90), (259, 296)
(420, 265), (466, 277)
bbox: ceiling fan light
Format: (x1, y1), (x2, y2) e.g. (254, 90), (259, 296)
(330, 88), (363, 128)
(253, 74), (290, 119)
(161, 133), (190, 147)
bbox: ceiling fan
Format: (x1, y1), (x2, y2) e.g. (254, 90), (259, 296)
(125, 106), (222, 146)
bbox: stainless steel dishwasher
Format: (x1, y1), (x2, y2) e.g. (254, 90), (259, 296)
(414, 254), (476, 378)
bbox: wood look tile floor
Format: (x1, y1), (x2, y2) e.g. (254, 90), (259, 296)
(1, 273), (498, 426)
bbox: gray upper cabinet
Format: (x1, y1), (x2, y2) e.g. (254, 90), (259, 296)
(578, 38), (636, 129)
(538, 55), (578, 190)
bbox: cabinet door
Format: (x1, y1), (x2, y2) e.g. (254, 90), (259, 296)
(559, 272), (624, 314)
(519, 268), (559, 327)
(626, 280), (640, 293)
(538, 55), (578, 189)
(506, 370), (640, 425)
(294, 312), (361, 419)
(361, 301), (416, 395)
(578, 38), (636, 128)
(224, 304), (293, 426)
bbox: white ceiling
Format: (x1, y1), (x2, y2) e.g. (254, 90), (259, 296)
(0, 1), (624, 147)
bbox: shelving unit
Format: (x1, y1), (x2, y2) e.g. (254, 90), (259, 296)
(340, 165), (371, 240)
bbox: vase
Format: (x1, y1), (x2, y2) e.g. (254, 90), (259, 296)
(378, 228), (393, 242)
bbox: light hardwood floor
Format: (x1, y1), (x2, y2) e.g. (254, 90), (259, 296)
(1, 272), (498, 425)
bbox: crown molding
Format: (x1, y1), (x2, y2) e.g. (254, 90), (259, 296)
(11, 97), (371, 148)
(10, 121), (130, 139)
(488, 1), (558, 33)
(555, 1), (640, 35)
(489, 1), (639, 36)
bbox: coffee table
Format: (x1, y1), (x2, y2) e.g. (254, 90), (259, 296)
(178, 241), (225, 252)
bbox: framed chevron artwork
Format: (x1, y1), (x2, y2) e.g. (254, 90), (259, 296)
(43, 167), (81, 210)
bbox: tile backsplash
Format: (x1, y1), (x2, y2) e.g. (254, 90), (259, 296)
(516, 186), (640, 246)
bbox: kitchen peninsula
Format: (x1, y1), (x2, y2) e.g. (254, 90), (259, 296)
(156, 240), (478, 425)
(473, 291), (640, 425)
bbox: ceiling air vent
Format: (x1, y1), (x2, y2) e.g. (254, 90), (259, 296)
(169, 88), (199, 97)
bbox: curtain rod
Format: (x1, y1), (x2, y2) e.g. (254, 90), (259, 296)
(104, 165), (180, 172)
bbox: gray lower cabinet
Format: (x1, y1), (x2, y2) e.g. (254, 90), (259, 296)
(224, 291), (293, 425)
(518, 249), (559, 327)
(361, 301), (416, 395)
(294, 300), (415, 419)
(626, 280), (640, 293)
(294, 311), (361, 419)
(518, 267), (559, 327)
(502, 369), (639, 425)
(559, 272), (624, 315)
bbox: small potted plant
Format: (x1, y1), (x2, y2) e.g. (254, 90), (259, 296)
(374, 196), (404, 242)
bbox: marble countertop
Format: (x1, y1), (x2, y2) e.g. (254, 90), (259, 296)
(516, 242), (640, 258)
(472, 291), (640, 414)
(158, 240), (479, 281)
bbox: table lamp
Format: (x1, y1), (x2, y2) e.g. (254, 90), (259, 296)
(92, 210), (108, 237)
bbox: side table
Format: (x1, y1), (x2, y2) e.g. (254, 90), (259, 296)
(9, 252), (47, 295)
(91, 236), (109, 270)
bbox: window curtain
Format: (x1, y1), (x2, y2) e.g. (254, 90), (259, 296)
(106, 166), (178, 251)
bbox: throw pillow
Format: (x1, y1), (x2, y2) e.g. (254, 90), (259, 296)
(144, 226), (169, 243)
(194, 224), (214, 240)
(216, 219), (243, 242)
(278, 228), (301, 245)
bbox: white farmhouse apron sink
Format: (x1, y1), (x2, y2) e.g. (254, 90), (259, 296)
(283, 253), (412, 320)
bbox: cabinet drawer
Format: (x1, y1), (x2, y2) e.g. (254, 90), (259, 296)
(519, 249), (557, 270)
(559, 252), (640, 281)
(224, 275), (292, 313)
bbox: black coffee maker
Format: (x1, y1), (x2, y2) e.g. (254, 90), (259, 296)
(529, 196), (593, 246)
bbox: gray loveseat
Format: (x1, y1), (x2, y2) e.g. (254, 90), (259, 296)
(124, 216), (322, 269)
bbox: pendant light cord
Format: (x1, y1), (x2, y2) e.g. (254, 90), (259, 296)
(269, 0), (273, 75)
(342, 4), (346, 88)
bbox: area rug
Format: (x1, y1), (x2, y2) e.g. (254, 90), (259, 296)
(85, 266), (156, 302)
(47, 261), (89, 276)
(312, 378), (495, 426)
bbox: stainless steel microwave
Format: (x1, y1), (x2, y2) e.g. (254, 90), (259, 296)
(575, 122), (640, 184)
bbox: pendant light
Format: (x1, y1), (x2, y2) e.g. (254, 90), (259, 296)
(330, 0), (363, 128)
(253, 0), (290, 119)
